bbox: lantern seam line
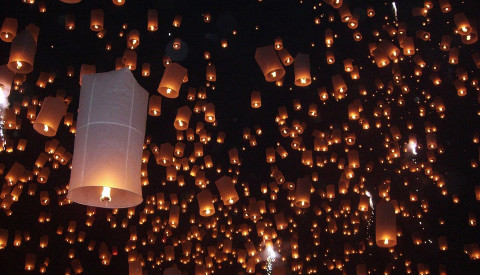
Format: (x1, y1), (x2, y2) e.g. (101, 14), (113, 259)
(125, 81), (135, 190)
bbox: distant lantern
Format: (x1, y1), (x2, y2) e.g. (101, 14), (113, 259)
(294, 53), (311, 86)
(147, 9), (158, 31)
(251, 90), (261, 108)
(1, 18), (18, 42)
(172, 15), (182, 27)
(215, 176), (239, 205)
(24, 253), (36, 271)
(68, 69), (148, 208)
(206, 63), (216, 82)
(173, 38), (182, 50)
(90, 9), (104, 32)
(123, 49), (137, 70)
(197, 190), (215, 217)
(277, 48), (294, 66)
(324, 0), (342, 9)
(255, 45), (286, 82)
(142, 63), (150, 77)
(127, 29), (140, 49)
(65, 14), (75, 30)
(7, 30), (37, 74)
(373, 48), (390, 68)
(295, 177), (311, 208)
(113, 0), (125, 6)
(439, 0), (451, 13)
(274, 37), (283, 50)
(158, 63), (187, 98)
(204, 103), (215, 122)
(454, 13), (472, 35)
(376, 200), (397, 247)
(174, 106), (192, 130)
(33, 96), (67, 137)
(148, 95), (161, 116)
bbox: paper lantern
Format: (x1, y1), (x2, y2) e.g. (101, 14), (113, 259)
(174, 106), (192, 130)
(439, 0), (451, 12)
(90, 9), (104, 32)
(67, 69), (148, 208)
(0, 228), (7, 249)
(294, 53), (311, 86)
(197, 190), (215, 217)
(147, 9), (158, 31)
(123, 49), (137, 70)
(148, 95), (161, 116)
(454, 13), (472, 35)
(127, 29), (140, 49)
(25, 253), (36, 271)
(295, 177), (310, 208)
(215, 176), (239, 205)
(206, 63), (216, 82)
(376, 200), (397, 247)
(204, 103), (215, 122)
(7, 30), (36, 74)
(255, 46), (285, 82)
(158, 63), (187, 98)
(59, 0), (82, 3)
(1, 18), (18, 42)
(33, 96), (67, 137)
(324, 0), (342, 9)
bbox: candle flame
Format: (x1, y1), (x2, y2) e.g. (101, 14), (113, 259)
(44, 124), (48, 132)
(100, 186), (111, 202)
(16, 61), (22, 69)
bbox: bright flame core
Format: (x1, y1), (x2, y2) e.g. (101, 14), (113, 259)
(101, 187), (112, 202)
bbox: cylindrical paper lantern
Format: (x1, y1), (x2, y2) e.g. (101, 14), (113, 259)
(215, 176), (239, 205)
(295, 177), (310, 208)
(174, 106), (192, 130)
(7, 30), (37, 74)
(90, 9), (104, 32)
(158, 63), (187, 98)
(147, 9), (158, 31)
(376, 200), (397, 247)
(148, 95), (161, 116)
(197, 190), (215, 217)
(1, 18), (18, 42)
(255, 46), (285, 82)
(68, 69), (148, 208)
(33, 96), (67, 137)
(294, 53), (311, 86)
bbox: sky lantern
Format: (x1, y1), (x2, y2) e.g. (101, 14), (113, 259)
(376, 200), (397, 248)
(33, 96), (67, 137)
(90, 9), (104, 32)
(67, 69), (148, 208)
(197, 190), (215, 217)
(255, 45), (286, 82)
(1, 18), (18, 42)
(7, 30), (36, 74)
(294, 53), (311, 86)
(158, 63), (188, 98)
(454, 13), (472, 35)
(147, 9), (158, 31)
(174, 106), (192, 130)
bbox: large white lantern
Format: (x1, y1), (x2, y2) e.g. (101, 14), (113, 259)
(67, 69), (148, 208)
